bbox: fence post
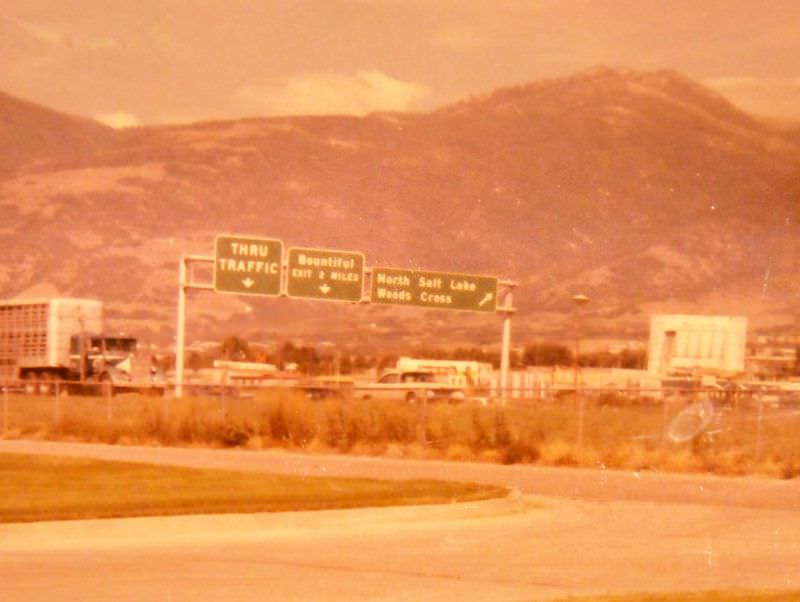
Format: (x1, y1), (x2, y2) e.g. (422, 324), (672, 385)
(576, 393), (585, 460)
(755, 395), (764, 462)
(3, 383), (8, 436)
(417, 387), (428, 446)
(106, 384), (113, 424)
(54, 381), (61, 429)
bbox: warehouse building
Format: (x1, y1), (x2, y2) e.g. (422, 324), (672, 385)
(647, 314), (747, 376)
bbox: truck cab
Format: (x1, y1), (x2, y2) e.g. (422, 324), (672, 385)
(68, 334), (138, 383)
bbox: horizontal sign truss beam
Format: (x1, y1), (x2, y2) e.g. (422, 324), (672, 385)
(183, 255), (516, 310)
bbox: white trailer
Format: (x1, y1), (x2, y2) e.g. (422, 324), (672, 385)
(395, 357), (494, 389)
(0, 298), (159, 394)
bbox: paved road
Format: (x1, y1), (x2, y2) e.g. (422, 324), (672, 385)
(2, 440), (800, 601)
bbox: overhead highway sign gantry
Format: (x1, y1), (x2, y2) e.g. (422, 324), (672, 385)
(178, 233), (516, 400)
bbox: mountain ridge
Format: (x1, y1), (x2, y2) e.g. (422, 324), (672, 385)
(1, 67), (798, 347)
(0, 90), (116, 176)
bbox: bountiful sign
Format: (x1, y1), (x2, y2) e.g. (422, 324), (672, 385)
(287, 246), (365, 302)
(213, 234), (283, 296)
(371, 267), (498, 312)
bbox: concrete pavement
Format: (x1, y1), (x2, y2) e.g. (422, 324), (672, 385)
(2, 440), (799, 601)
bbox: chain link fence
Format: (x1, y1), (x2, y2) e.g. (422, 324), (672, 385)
(2, 379), (799, 477)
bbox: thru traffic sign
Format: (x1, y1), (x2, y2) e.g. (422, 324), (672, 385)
(287, 247), (365, 302)
(213, 234), (283, 296)
(371, 267), (498, 312)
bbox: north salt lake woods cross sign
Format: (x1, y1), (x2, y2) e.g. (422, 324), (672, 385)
(371, 267), (498, 312)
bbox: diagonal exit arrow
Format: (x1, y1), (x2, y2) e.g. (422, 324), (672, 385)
(242, 277), (255, 288)
(478, 292), (494, 307)
(319, 283), (331, 295)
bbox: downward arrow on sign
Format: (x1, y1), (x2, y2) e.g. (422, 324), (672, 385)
(320, 284), (331, 294)
(242, 278), (255, 288)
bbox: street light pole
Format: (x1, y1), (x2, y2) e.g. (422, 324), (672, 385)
(572, 293), (590, 457)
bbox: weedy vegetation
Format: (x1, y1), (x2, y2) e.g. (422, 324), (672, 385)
(2, 389), (799, 479)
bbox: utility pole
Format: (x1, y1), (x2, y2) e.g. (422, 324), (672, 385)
(572, 293), (590, 455)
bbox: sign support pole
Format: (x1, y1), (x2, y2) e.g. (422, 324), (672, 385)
(175, 255), (214, 399)
(498, 282), (516, 403)
(176, 255), (187, 399)
(500, 313), (512, 401)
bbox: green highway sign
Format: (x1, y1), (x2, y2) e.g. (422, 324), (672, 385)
(214, 234), (283, 296)
(287, 247), (365, 302)
(371, 267), (498, 312)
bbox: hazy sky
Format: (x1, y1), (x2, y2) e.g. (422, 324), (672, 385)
(2, 0), (799, 126)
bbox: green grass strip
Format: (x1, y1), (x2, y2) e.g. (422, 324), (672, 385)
(0, 453), (507, 523)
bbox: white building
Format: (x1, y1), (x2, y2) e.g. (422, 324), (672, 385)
(647, 314), (747, 376)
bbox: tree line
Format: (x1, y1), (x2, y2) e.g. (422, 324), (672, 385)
(183, 337), (647, 374)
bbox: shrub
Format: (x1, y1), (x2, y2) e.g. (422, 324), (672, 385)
(219, 421), (252, 447)
(500, 438), (539, 465)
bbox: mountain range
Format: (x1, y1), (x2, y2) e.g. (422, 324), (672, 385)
(1, 67), (799, 350)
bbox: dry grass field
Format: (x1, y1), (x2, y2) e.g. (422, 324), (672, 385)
(2, 389), (799, 479)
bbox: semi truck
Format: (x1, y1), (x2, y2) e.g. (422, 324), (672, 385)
(0, 297), (162, 395)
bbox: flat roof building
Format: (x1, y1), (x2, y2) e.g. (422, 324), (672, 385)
(647, 314), (747, 376)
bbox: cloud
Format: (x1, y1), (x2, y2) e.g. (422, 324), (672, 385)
(705, 76), (800, 118)
(235, 71), (430, 117)
(14, 19), (116, 51)
(706, 76), (800, 90)
(18, 22), (62, 47)
(430, 25), (485, 52)
(94, 112), (141, 128)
